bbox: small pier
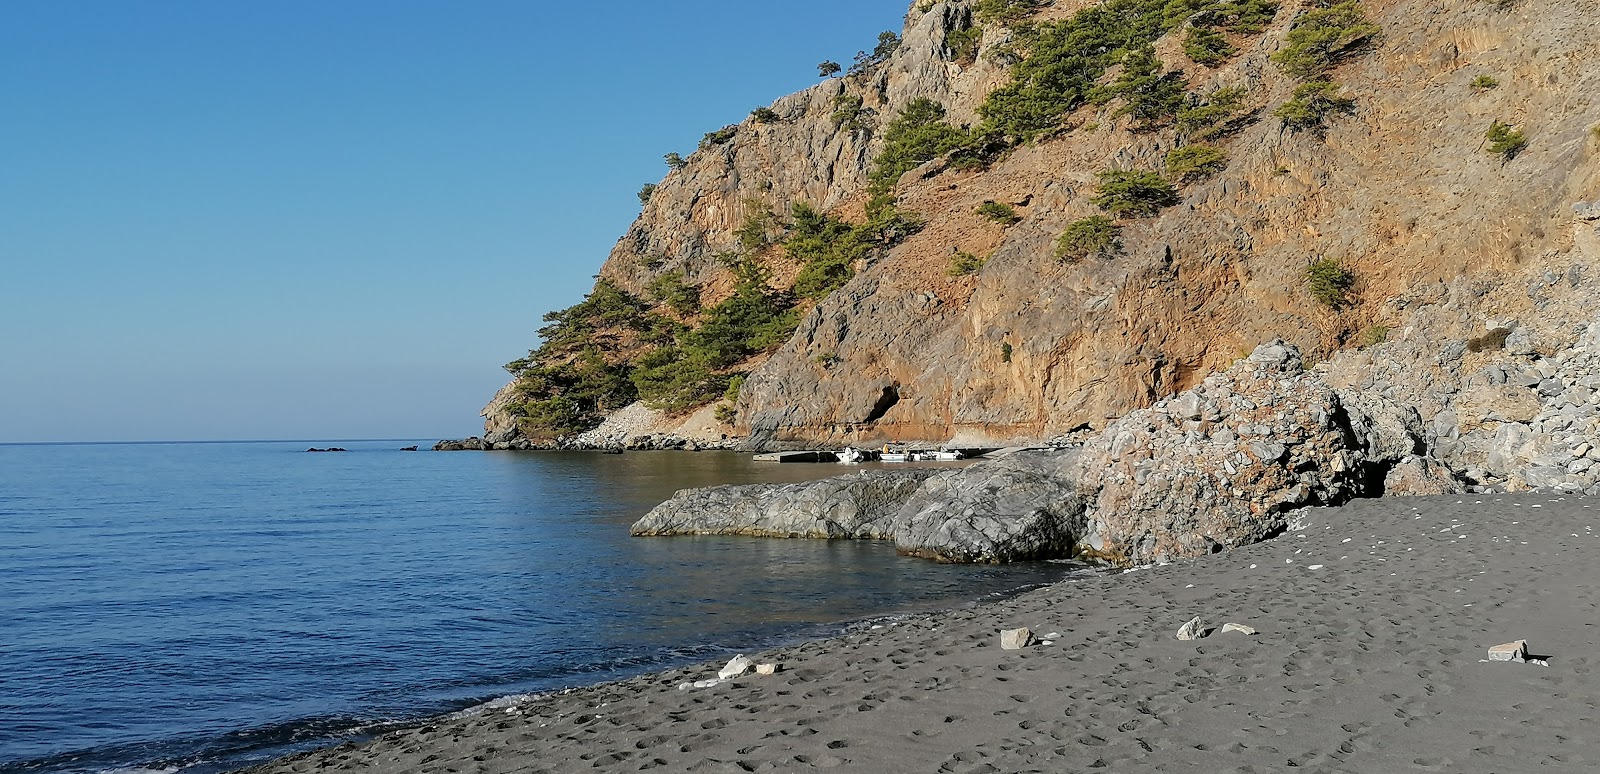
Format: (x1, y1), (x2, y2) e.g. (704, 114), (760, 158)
(753, 451), (840, 463)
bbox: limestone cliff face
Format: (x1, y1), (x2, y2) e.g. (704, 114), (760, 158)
(488, 0), (1600, 450)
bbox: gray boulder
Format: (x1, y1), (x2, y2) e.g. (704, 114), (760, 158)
(891, 451), (1084, 563)
(631, 468), (939, 540)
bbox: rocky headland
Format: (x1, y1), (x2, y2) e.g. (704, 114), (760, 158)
(445, 0), (1599, 496)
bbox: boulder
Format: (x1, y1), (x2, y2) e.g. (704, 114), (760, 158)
(631, 469), (941, 540)
(999, 628), (1036, 650)
(1382, 456), (1466, 496)
(1487, 640), (1528, 662)
(891, 451), (1085, 563)
(1068, 342), (1366, 565)
(1336, 390), (1426, 464)
(1176, 616), (1208, 641)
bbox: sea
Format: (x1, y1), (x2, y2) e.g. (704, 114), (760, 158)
(0, 440), (1089, 774)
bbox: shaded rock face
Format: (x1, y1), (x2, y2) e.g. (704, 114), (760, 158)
(631, 469), (940, 541)
(637, 343), (1448, 564)
(892, 451), (1085, 563)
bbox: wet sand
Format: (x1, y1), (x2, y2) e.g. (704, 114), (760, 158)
(243, 493), (1600, 773)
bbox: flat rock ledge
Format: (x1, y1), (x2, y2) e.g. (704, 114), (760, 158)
(633, 342), (1464, 565)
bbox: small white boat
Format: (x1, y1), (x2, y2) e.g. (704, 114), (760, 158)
(920, 450), (963, 461)
(879, 444), (910, 462)
(837, 447), (866, 464)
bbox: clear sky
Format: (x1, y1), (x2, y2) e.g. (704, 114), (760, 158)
(0, 0), (911, 443)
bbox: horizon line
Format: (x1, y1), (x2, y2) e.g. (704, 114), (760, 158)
(0, 437), (453, 447)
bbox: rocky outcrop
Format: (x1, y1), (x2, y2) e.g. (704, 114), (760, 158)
(635, 343), (1455, 565)
(892, 451), (1085, 562)
(631, 468), (940, 541)
(1064, 342), (1371, 564)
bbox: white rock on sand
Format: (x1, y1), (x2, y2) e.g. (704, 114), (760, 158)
(999, 627), (1036, 650)
(718, 655), (752, 679)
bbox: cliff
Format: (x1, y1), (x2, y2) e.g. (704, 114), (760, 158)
(478, 0), (1600, 474)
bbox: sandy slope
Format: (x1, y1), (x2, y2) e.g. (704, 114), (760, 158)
(243, 494), (1600, 773)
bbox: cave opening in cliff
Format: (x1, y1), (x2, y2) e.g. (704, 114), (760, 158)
(863, 384), (901, 424)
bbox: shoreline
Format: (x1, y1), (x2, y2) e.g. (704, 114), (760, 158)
(239, 492), (1600, 773)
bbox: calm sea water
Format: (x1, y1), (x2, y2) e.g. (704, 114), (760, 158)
(0, 441), (1082, 774)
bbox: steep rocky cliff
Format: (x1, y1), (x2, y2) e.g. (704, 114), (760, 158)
(481, 0), (1600, 463)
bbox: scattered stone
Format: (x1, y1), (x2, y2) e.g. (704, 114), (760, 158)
(1000, 627), (1037, 650)
(1221, 623), (1258, 635)
(719, 655), (752, 679)
(1176, 616), (1208, 641)
(1488, 640), (1529, 662)
(692, 679), (722, 689)
(755, 663), (778, 675)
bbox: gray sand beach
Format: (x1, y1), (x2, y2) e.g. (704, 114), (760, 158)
(244, 493), (1600, 773)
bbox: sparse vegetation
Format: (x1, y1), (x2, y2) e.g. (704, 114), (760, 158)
(818, 60), (842, 78)
(646, 271), (701, 317)
(1164, 145), (1228, 182)
(947, 25), (983, 64)
(867, 98), (972, 196)
(1055, 216), (1123, 262)
(1270, 1), (1380, 79)
(734, 200), (779, 251)
(1090, 169), (1180, 218)
(976, 200), (1022, 226)
(1091, 45), (1187, 128)
(1175, 85), (1253, 141)
(1358, 324), (1391, 348)
(948, 250), (987, 276)
(975, 0), (1045, 25)
(1183, 26), (1235, 66)
(787, 202), (920, 299)
(750, 107), (779, 123)
(1194, 0), (1279, 33)
(664, 152), (687, 170)
(831, 92), (868, 131)
(1470, 74), (1499, 90)
(501, 279), (658, 435)
(637, 183), (657, 206)
(850, 31), (901, 75)
(1305, 258), (1355, 308)
(1485, 120), (1527, 160)
(1272, 79), (1356, 132)
(1001, 342), (1013, 362)
(700, 125), (738, 149)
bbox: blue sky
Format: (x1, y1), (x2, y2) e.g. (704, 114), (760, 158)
(0, 1), (911, 443)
